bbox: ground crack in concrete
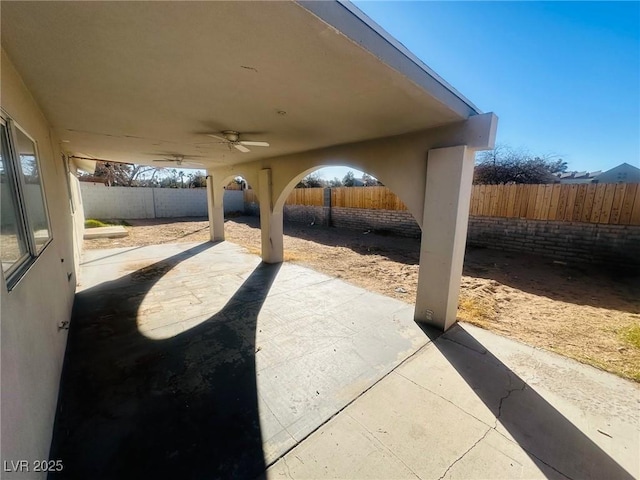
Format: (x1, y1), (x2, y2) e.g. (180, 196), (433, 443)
(441, 335), (488, 356)
(492, 383), (575, 480)
(437, 427), (492, 480)
(437, 381), (531, 480)
(282, 456), (294, 479)
(495, 382), (526, 427)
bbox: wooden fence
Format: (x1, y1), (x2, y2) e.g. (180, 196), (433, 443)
(285, 188), (324, 206)
(331, 186), (408, 210)
(242, 188), (325, 206)
(242, 183), (640, 226)
(470, 183), (640, 225)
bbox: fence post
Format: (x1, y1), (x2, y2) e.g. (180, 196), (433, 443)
(323, 188), (332, 227)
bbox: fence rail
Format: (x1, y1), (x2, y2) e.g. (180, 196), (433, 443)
(243, 183), (640, 226)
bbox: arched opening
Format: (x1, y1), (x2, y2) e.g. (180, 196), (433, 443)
(207, 172), (257, 242)
(260, 164), (424, 303)
(273, 163), (421, 225)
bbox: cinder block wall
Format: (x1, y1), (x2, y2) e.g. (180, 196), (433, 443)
(80, 184), (243, 218)
(283, 205), (327, 226)
(250, 197), (640, 269)
(331, 207), (421, 237)
(153, 188), (207, 217)
(80, 183), (155, 219)
(467, 216), (640, 269)
(281, 204), (421, 236)
(224, 190), (245, 213)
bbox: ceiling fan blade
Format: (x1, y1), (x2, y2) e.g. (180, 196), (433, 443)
(240, 141), (270, 147)
(234, 144), (251, 153)
(206, 134), (229, 142)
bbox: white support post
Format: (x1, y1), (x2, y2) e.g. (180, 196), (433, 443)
(206, 173), (225, 242)
(415, 145), (475, 331)
(258, 168), (284, 263)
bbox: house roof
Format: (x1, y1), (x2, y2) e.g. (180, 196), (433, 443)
(595, 163), (640, 183)
(2, 1), (482, 169)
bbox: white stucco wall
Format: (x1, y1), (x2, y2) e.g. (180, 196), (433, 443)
(1, 49), (78, 477)
(79, 184), (244, 219)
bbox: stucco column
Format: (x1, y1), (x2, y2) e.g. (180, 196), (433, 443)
(206, 173), (225, 241)
(415, 145), (475, 331)
(259, 168), (284, 263)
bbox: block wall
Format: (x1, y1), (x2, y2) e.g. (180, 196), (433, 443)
(467, 216), (640, 270)
(80, 184), (243, 219)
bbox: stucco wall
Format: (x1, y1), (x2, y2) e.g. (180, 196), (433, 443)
(1, 49), (77, 477)
(79, 184), (244, 219)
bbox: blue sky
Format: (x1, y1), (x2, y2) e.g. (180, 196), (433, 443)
(315, 1), (639, 180)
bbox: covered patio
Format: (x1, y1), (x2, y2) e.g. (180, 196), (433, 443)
(2, 2), (637, 479)
(50, 241), (638, 479)
(2, 0), (497, 331)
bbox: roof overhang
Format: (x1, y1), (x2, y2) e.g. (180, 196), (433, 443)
(2, 1), (482, 169)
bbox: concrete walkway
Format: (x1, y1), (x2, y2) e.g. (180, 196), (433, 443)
(83, 225), (128, 239)
(268, 324), (639, 479)
(51, 241), (639, 479)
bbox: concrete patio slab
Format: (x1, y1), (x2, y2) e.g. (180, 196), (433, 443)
(51, 241), (429, 479)
(51, 240), (639, 480)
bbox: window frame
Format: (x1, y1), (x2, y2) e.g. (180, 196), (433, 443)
(1, 114), (53, 290)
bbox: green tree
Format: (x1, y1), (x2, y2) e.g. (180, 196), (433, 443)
(342, 170), (355, 187)
(296, 172), (326, 188)
(329, 177), (343, 187)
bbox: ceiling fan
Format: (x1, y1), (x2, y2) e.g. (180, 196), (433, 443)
(151, 154), (204, 167)
(202, 130), (270, 153)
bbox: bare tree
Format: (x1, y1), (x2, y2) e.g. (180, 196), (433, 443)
(78, 161), (163, 187)
(474, 145), (567, 184)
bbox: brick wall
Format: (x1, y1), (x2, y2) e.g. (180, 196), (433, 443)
(467, 216), (640, 269)
(283, 205), (327, 226)
(246, 193), (640, 269)
(331, 207), (421, 238)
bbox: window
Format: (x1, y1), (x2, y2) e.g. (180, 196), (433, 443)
(0, 117), (51, 288)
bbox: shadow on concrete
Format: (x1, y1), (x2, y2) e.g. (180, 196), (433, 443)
(422, 324), (634, 480)
(49, 242), (280, 479)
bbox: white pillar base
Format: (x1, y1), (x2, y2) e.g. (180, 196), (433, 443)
(206, 174), (225, 242)
(415, 145), (475, 331)
(259, 169), (284, 263)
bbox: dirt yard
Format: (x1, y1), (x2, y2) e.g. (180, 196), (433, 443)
(84, 216), (640, 382)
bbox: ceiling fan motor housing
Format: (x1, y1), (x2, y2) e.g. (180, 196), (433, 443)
(222, 130), (240, 142)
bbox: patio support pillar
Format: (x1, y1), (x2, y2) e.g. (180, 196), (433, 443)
(206, 173), (225, 241)
(259, 168), (284, 263)
(415, 145), (475, 331)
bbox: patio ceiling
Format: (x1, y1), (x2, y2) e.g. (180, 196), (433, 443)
(1, 1), (480, 168)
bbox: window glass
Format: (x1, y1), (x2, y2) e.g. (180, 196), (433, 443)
(15, 127), (51, 252)
(0, 125), (29, 272)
